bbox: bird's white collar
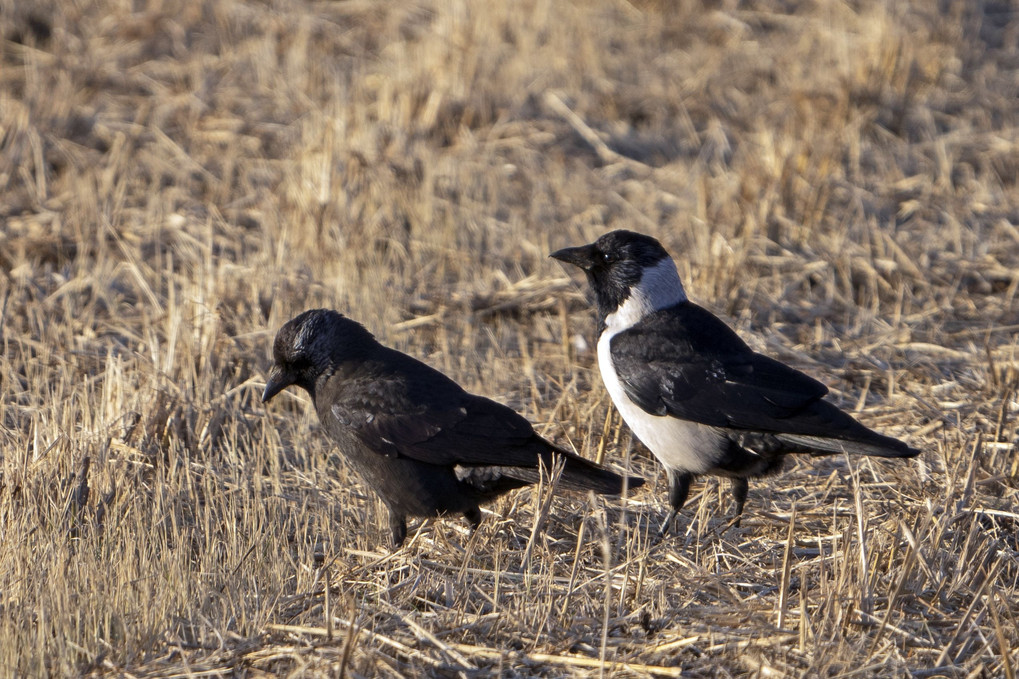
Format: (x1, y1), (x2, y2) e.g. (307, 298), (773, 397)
(604, 258), (686, 333)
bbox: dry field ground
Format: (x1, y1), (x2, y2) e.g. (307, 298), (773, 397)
(2, 0), (1018, 676)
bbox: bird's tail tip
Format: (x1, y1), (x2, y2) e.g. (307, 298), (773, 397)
(574, 472), (645, 495)
(899, 444), (922, 459)
(590, 472), (646, 494)
(780, 432), (921, 459)
(859, 437), (921, 459)
(623, 474), (646, 490)
(557, 453), (646, 494)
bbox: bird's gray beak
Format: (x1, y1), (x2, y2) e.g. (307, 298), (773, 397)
(550, 244), (598, 271)
(262, 365), (291, 403)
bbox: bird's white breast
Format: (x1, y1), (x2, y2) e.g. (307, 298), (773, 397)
(597, 259), (722, 474)
(597, 330), (721, 474)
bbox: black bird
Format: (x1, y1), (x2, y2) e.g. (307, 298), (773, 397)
(551, 230), (919, 532)
(262, 309), (643, 547)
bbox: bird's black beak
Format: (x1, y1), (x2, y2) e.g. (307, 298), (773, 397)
(550, 244), (598, 271)
(262, 365), (291, 403)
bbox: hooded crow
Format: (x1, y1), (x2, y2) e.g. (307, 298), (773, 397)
(551, 230), (919, 533)
(262, 309), (643, 547)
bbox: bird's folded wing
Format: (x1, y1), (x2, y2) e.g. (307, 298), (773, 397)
(330, 395), (545, 467)
(610, 328), (834, 433)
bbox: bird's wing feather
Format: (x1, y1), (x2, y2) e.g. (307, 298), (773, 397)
(610, 304), (832, 432)
(332, 397), (542, 465)
(322, 354), (544, 467)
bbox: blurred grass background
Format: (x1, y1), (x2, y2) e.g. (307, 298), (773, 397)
(1, 0), (1017, 676)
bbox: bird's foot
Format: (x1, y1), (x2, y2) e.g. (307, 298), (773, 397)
(718, 514), (742, 533)
(655, 509), (679, 542)
(389, 515), (408, 550)
(463, 507), (482, 534)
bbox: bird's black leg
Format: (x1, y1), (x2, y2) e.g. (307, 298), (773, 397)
(730, 478), (749, 527)
(463, 507), (482, 534)
(388, 511), (407, 549)
(659, 471), (692, 536)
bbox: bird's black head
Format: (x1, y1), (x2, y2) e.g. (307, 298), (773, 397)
(262, 308), (375, 403)
(551, 230), (677, 322)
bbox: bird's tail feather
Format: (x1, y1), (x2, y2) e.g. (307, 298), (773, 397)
(776, 432), (920, 458)
(502, 451), (644, 495)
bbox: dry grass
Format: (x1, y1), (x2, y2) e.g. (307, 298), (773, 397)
(2, 0), (1018, 676)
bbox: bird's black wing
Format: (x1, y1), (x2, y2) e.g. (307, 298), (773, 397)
(320, 350), (550, 468)
(610, 303), (835, 434)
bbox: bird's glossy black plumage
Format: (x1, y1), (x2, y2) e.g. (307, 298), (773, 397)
(262, 309), (643, 547)
(552, 230), (919, 533)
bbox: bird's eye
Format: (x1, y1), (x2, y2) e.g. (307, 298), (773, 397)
(601, 251), (614, 264)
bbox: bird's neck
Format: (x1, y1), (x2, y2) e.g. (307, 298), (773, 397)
(600, 258), (686, 334)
